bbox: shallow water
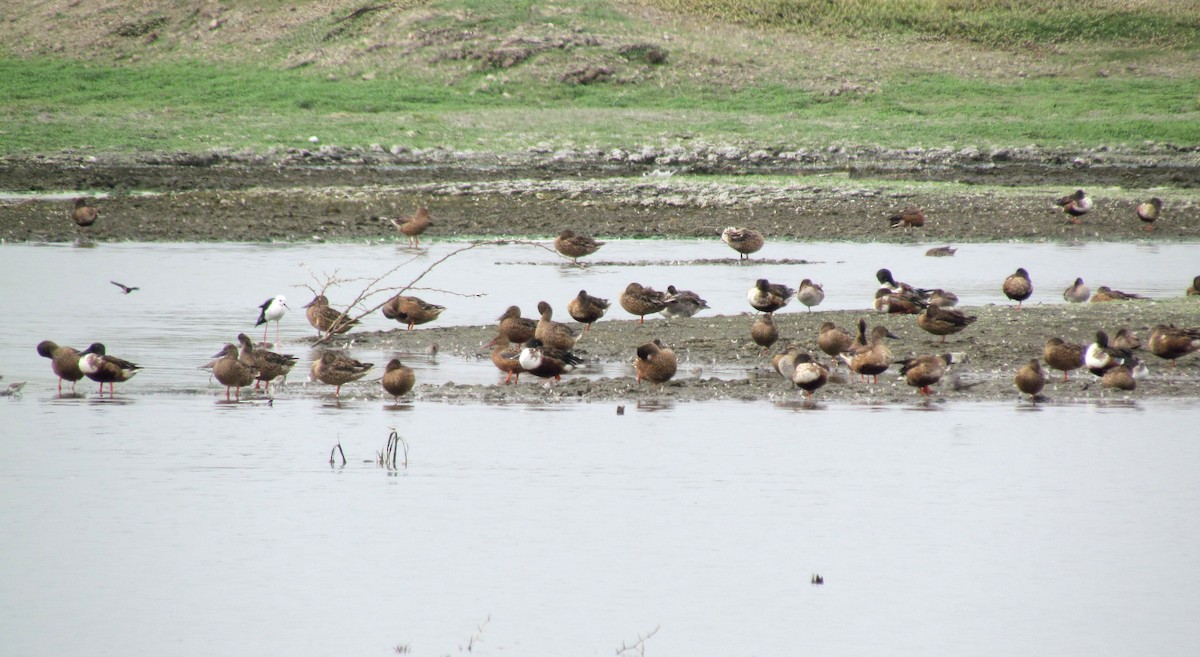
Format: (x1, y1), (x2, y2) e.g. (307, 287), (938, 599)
(1, 239), (1196, 389)
(2, 398), (1198, 657)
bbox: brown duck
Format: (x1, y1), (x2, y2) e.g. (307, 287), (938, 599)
(71, 197), (98, 227)
(917, 303), (977, 343)
(1003, 268), (1033, 310)
(489, 340), (526, 384)
(721, 226), (764, 260)
(303, 294), (359, 335)
(535, 301), (578, 351)
(1091, 286), (1147, 303)
(888, 206), (925, 228)
(237, 333), (297, 394)
(620, 283), (672, 323)
(310, 351), (374, 397)
(495, 306), (538, 345)
(567, 290), (610, 331)
(1043, 337), (1085, 382)
(381, 358), (416, 401)
(751, 313), (779, 355)
(37, 340), (84, 393)
(899, 353), (955, 396)
(391, 207), (432, 248)
(382, 295), (445, 330)
(1136, 197), (1162, 231)
(554, 229), (604, 263)
(840, 324), (898, 383)
(1014, 359), (1046, 400)
(790, 353), (830, 398)
(212, 343), (258, 401)
(1148, 324), (1200, 367)
(817, 321), (854, 360)
(1056, 189), (1092, 224)
(634, 339), (677, 385)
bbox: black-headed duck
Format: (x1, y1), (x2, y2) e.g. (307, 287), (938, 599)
(78, 343), (141, 396)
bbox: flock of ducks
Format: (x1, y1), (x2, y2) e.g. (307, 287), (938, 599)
(37, 194), (1199, 402)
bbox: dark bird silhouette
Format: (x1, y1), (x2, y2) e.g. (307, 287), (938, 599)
(110, 281), (139, 294)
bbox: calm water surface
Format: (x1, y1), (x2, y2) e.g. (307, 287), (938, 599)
(2, 398), (1198, 657)
(3, 239), (1199, 656)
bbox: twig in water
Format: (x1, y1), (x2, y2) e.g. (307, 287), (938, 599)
(616, 625), (660, 656)
(462, 614), (491, 652)
(329, 441), (347, 466)
(379, 429), (408, 469)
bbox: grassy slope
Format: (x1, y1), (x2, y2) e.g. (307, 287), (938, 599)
(1, 0), (1198, 155)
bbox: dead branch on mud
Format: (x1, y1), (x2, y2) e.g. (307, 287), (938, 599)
(305, 239), (561, 345)
(616, 625), (660, 656)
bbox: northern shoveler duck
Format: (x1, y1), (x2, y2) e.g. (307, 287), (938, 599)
(888, 206), (925, 228)
(567, 290), (610, 330)
(925, 246), (957, 257)
(840, 324), (898, 383)
(796, 279), (825, 312)
(535, 300), (578, 351)
(36, 340), (84, 393)
(71, 197), (98, 227)
(1063, 278), (1090, 303)
(381, 358), (416, 401)
(255, 295), (289, 345)
(1003, 268), (1033, 310)
(1102, 358), (1148, 391)
(1056, 189), (1092, 224)
(748, 278), (794, 313)
(382, 295), (445, 330)
(518, 338), (583, 382)
(634, 339), (677, 385)
(1111, 328), (1141, 352)
(620, 283), (672, 323)
(78, 343), (141, 396)
(212, 343), (258, 401)
(303, 294), (359, 335)
(1043, 337), (1085, 382)
(917, 303), (977, 343)
(490, 340), (525, 384)
(899, 353), (957, 396)
(874, 288), (924, 315)
(661, 285), (710, 319)
(721, 226), (764, 260)
(1188, 276), (1200, 296)
(496, 306), (538, 345)
(1136, 197), (1162, 231)
(790, 353), (830, 398)
(875, 268), (927, 297)
(1085, 331), (1130, 376)
(237, 333), (297, 394)
(751, 313), (779, 355)
(310, 351), (374, 397)
(927, 289), (959, 308)
(554, 229), (604, 263)
(1015, 358), (1046, 400)
(1091, 286), (1147, 303)
(817, 321), (855, 360)
(391, 207), (433, 247)
(1148, 324), (1200, 366)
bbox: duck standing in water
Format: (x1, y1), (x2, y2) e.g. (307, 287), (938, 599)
(212, 343), (258, 401)
(303, 294), (359, 336)
(78, 343), (142, 396)
(554, 229), (604, 263)
(310, 351), (374, 397)
(720, 226), (764, 260)
(37, 340), (84, 394)
(237, 333), (297, 394)
(391, 207), (433, 248)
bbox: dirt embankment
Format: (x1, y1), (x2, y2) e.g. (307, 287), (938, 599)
(2, 145), (1199, 244)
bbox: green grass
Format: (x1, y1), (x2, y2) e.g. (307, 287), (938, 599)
(2, 57), (1197, 154)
